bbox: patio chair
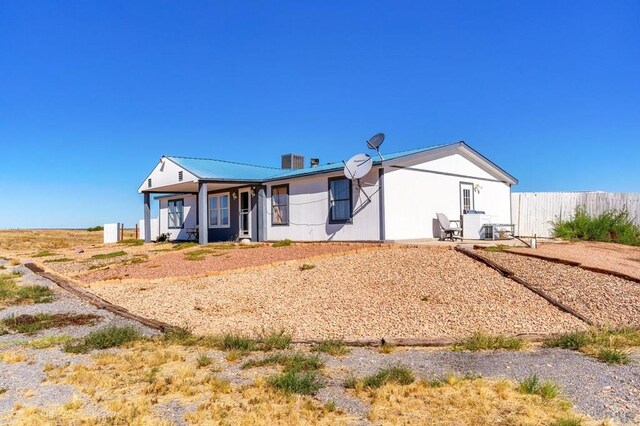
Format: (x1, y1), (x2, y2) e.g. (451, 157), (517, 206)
(436, 213), (462, 241)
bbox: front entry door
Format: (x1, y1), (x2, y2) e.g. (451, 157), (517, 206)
(239, 188), (251, 239)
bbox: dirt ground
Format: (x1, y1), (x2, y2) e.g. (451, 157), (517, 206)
(90, 247), (586, 339)
(77, 242), (368, 283)
(508, 241), (640, 281)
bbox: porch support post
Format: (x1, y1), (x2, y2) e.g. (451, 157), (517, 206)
(143, 192), (151, 243)
(198, 182), (208, 245)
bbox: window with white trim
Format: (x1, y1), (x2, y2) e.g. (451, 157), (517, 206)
(167, 199), (184, 229)
(209, 193), (230, 228)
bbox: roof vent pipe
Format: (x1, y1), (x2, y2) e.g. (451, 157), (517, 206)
(310, 158), (320, 168)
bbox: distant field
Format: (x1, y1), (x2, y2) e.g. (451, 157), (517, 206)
(0, 229), (135, 254)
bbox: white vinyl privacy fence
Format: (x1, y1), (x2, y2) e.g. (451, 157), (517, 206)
(512, 192), (640, 237)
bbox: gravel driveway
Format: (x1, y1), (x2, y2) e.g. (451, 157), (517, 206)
(91, 247), (586, 339)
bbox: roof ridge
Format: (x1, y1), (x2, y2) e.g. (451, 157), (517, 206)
(166, 155), (282, 170)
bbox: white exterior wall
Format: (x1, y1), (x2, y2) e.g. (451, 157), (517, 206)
(265, 169), (381, 241)
(138, 218), (160, 241)
(383, 154), (512, 240)
(103, 223), (123, 244)
(158, 194), (198, 241)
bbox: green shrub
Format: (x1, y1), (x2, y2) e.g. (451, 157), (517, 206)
(453, 332), (525, 351)
(87, 226), (104, 232)
(64, 326), (142, 353)
(518, 374), (558, 399)
(268, 370), (323, 395)
(552, 207), (640, 246)
(272, 239), (293, 247)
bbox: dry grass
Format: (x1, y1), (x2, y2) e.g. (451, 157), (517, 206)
(0, 351), (27, 363)
(36, 341), (352, 425)
(0, 230), (105, 253)
(355, 375), (598, 425)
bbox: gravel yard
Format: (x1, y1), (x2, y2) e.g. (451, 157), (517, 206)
(75, 243), (367, 283)
(478, 250), (640, 328)
(508, 241), (640, 281)
(90, 247), (586, 339)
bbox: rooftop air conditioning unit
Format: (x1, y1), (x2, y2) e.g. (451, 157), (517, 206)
(281, 153), (304, 170)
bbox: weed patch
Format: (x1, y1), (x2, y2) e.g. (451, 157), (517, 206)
(454, 332), (525, 351)
(545, 327), (640, 363)
(299, 264), (315, 271)
(518, 374), (559, 399)
(272, 239), (292, 247)
(257, 328), (292, 351)
(28, 335), (73, 349)
(64, 326), (142, 353)
(0, 275), (54, 307)
(242, 352), (323, 373)
(312, 340), (350, 356)
(172, 242), (198, 250)
(345, 366), (414, 390)
(119, 239), (144, 246)
(268, 370), (323, 395)
(184, 249), (213, 261)
(43, 258), (73, 263)
(196, 353), (213, 368)
(1, 313), (99, 335)
(32, 251), (56, 257)
(91, 251), (127, 260)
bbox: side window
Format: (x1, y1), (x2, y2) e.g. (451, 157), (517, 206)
(272, 185), (289, 225)
(329, 178), (352, 222)
(168, 199), (184, 228)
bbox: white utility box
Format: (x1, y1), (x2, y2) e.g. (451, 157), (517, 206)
(103, 223), (123, 244)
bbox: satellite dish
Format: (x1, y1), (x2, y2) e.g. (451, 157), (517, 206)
(366, 132), (385, 150)
(366, 132), (385, 161)
(343, 153), (373, 180)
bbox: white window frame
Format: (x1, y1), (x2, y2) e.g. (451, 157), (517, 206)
(208, 193), (230, 228)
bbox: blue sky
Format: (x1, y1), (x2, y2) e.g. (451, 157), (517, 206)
(1, 1), (638, 228)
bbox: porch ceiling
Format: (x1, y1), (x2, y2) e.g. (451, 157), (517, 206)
(140, 181), (258, 194)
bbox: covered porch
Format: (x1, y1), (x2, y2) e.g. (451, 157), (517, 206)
(141, 181), (265, 244)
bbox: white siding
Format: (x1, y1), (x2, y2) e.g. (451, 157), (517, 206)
(512, 192), (640, 237)
(265, 169), (381, 241)
(383, 154), (512, 240)
(158, 194), (197, 240)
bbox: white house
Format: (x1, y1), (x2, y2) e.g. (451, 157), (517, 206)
(138, 141), (518, 244)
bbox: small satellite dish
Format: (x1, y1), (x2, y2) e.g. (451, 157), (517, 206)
(366, 132), (385, 161)
(343, 153), (373, 180)
(366, 132), (385, 150)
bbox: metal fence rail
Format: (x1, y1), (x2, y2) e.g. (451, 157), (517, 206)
(512, 192), (640, 237)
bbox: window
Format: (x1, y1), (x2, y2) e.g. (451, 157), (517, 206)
(209, 193), (230, 228)
(167, 199), (184, 228)
(329, 178), (352, 223)
(272, 185), (289, 225)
